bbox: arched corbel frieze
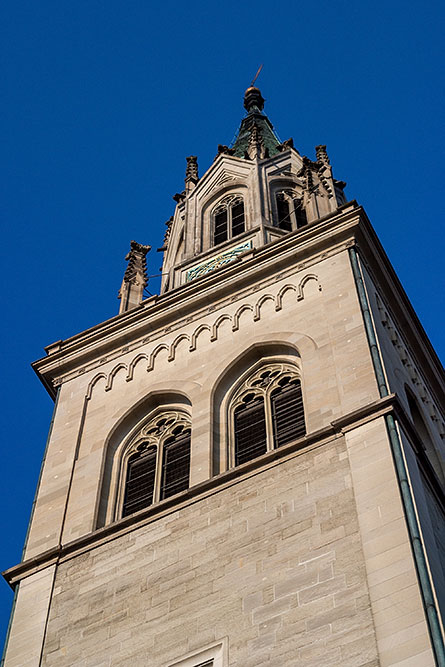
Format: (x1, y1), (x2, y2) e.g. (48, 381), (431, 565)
(84, 275), (323, 400)
(105, 363), (128, 392)
(189, 324), (211, 351)
(253, 294), (275, 321)
(211, 314), (233, 341)
(375, 291), (443, 433)
(275, 284), (298, 311)
(126, 353), (149, 381)
(232, 304), (254, 331)
(168, 333), (191, 361)
(86, 373), (107, 400)
(148, 343), (170, 371)
(297, 273), (322, 300)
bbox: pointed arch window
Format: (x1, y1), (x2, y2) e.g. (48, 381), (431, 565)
(234, 394), (267, 465)
(275, 190), (307, 231)
(213, 195), (245, 246)
(230, 363), (306, 467)
(121, 411), (191, 518)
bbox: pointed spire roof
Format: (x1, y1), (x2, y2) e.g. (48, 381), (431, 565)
(231, 86), (282, 159)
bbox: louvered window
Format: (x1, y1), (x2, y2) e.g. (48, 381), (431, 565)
(121, 411), (191, 518)
(294, 200), (307, 229)
(122, 445), (156, 517)
(271, 378), (305, 447)
(234, 394), (267, 465)
(275, 191), (307, 231)
(161, 428), (191, 500)
(276, 195), (292, 231)
(214, 210), (228, 245)
(231, 202), (245, 237)
(231, 363), (306, 468)
(213, 196), (245, 246)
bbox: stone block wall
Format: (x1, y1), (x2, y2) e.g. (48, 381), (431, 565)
(40, 437), (380, 667)
(23, 250), (379, 560)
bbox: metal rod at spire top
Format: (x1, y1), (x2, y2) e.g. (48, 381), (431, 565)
(250, 64), (263, 87)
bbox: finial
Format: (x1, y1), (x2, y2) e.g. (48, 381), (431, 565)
(185, 156), (199, 183)
(185, 155), (199, 194)
(316, 145), (330, 166)
(244, 64), (265, 112)
(118, 241), (151, 314)
(244, 86), (265, 112)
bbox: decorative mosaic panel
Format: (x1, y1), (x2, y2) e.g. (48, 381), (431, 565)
(185, 239), (252, 282)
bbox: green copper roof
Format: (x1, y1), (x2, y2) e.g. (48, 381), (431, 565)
(230, 87), (282, 159)
(231, 107), (281, 158)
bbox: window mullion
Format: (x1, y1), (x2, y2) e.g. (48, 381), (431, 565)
(153, 443), (163, 503)
(288, 197), (297, 230)
(229, 406), (236, 469)
(264, 388), (275, 452)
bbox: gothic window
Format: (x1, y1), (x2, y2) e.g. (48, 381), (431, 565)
(213, 195), (245, 246)
(234, 394), (267, 465)
(123, 446), (157, 516)
(275, 190), (307, 231)
(230, 363), (305, 467)
(121, 410), (191, 518)
(276, 194), (292, 231)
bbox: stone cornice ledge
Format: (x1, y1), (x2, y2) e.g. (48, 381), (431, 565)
(33, 203), (363, 392)
(3, 394), (397, 587)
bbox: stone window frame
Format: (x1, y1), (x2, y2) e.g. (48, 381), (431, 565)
(227, 361), (305, 468)
(271, 185), (307, 231)
(211, 193), (245, 247)
(167, 638), (227, 667)
(114, 408), (192, 520)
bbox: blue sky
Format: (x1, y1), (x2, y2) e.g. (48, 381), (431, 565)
(1, 0), (444, 649)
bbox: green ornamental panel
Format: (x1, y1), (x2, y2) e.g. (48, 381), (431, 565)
(186, 239), (252, 282)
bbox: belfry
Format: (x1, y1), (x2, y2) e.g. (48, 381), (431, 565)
(3, 87), (444, 666)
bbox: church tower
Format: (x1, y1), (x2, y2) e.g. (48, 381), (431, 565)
(3, 86), (444, 667)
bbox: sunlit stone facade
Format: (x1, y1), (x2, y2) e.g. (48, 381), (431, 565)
(3, 87), (444, 667)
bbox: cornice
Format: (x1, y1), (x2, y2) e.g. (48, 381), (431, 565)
(2, 394), (397, 587)
(32, 200), (444, 406)
(33, 203), (363, 391)
(352, 212), (445, 407)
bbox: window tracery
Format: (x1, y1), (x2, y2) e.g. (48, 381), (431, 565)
(213, 194), (245, 246)
(275, 189), (307, 231)
(120, 410), (191, 518)
(229, 363), (306, 467)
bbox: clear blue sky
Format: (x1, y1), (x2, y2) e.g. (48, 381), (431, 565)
(1, 0), (444, 648)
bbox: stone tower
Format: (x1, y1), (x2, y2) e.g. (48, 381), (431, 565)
(2, 87), (444, 667)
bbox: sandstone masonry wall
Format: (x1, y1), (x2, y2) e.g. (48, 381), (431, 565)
(41, 437), (379, 667)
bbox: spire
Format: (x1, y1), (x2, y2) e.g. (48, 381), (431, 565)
(231, 85), (281, 159)
(118, 240), (151, 314)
